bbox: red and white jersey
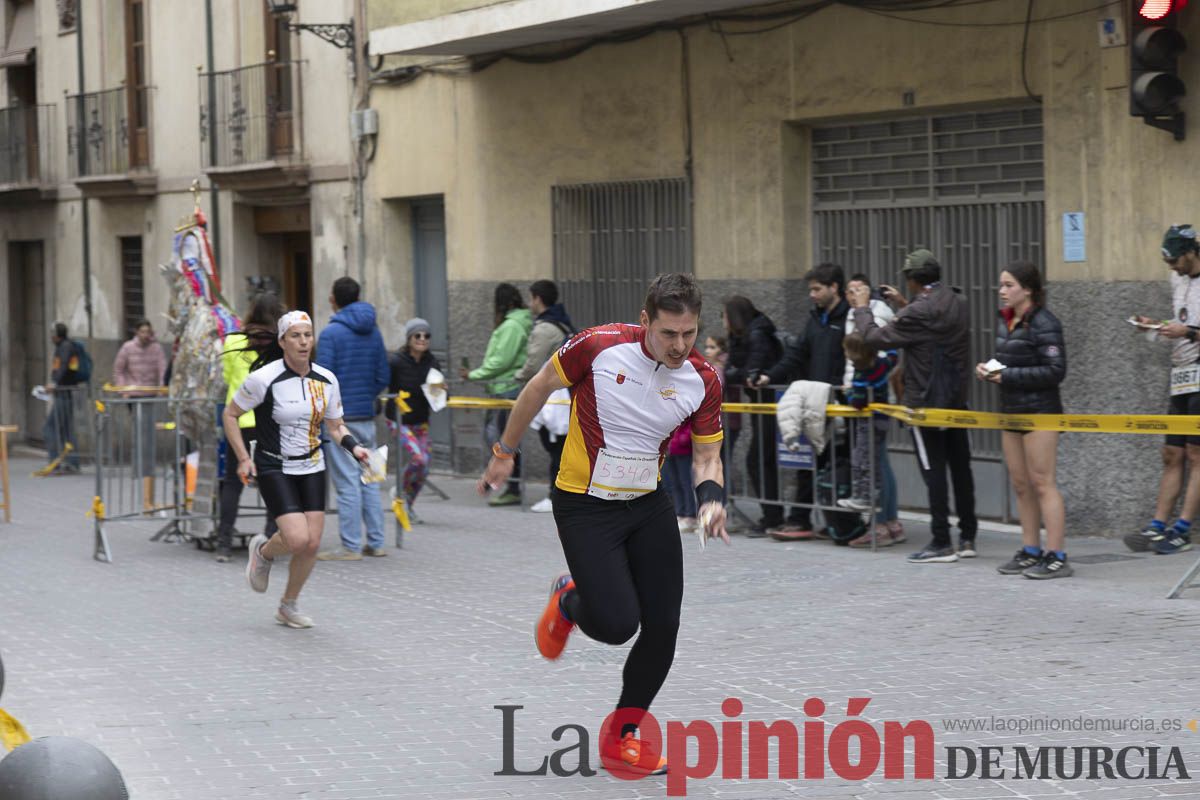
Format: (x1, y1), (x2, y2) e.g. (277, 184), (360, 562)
(550, 323), (723, 498)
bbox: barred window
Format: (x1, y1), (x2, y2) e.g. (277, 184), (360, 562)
(120, 236), (144, 336)
(552, 178), (691, 328)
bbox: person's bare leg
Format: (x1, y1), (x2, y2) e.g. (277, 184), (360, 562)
(1177, 445), (1200, 526)
(1025, 431), (1065, 552)
(283, 511), (325, 602)
(1002, 432), (1041, 549)
(1154, 446), (1186, 522)
(261, 513), (306, 559)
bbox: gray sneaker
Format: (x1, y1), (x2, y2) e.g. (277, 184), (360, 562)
(907, 544), (959, 564)
(245, 533), (272, 593)
(275, 601), (314, 629)
(317, 547), (363, 561)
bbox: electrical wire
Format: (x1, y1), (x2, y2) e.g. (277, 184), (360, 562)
(368, 0), (1100, 86)
(1020, 0), (1042, 104)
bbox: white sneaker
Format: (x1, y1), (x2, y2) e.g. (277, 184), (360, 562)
(275, 601), (314, 629)
(836, 496), (876, 512)
(245, 533), (272, 593)
(530, 497), (554, 513)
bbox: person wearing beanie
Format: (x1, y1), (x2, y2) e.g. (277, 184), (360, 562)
(1127, 225), (1200, 556)
(385, 317), (444, 521)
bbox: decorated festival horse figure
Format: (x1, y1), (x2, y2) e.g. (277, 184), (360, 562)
(162, 181), (241, 444)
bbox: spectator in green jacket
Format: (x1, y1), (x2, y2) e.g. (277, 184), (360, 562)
(459, 283), (532, 506)
(216, 293), (283, 562)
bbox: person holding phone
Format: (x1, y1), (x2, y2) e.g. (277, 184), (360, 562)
(1126, 224), (1200, 555)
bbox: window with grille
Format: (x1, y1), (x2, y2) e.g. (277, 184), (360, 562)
(813, 107), (1043, 208)
(810, 107), (1045, 458)
(120, 236), (144, 335)
(552, 178), (691, 329)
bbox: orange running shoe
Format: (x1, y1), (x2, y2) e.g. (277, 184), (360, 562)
(601, 732), (668, 776)
(534, 573), (575, 659)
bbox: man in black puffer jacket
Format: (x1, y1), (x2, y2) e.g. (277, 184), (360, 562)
(756, 263), (851, 540)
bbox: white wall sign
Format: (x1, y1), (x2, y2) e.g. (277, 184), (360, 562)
(1063, 212), (1086, 263)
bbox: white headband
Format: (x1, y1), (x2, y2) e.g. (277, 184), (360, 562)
(277, 311), (312, 340)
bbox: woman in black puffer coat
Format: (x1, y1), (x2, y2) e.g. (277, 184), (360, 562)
(975, 261), (1070, 579)
(724, 296), (784, 531)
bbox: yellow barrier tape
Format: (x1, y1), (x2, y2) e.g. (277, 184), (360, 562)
(445, 395), (1200, 434)
(392, 497), (412, 532)
(869, 404), (1200, 435)
(713, 401), (1200, 434)
(395, 390), (413, 415)
(0, 708), (31, 752)
(722, 402), (868, 417)
(87, 495), (106, 520)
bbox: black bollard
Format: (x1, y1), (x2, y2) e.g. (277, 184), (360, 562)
(0, 737), (128, 800)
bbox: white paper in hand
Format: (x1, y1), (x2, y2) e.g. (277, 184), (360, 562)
(697, 507), (715, 552)
(31, 385), (50, 402)
(422, 368), (448, 413)
(984, 358), (1006, 374)
(360, 444), (388, 485)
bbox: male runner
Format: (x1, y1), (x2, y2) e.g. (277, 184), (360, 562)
(478, 273), (728, 776)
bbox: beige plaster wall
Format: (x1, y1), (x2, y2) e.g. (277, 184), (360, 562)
(367, 0), (1195, 286)
(368, 0), (512, 30)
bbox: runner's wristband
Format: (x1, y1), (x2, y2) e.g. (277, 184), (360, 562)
(492, 441), (517, 460)
(695, 480), (724, 508)
(340, 434), (360, 453)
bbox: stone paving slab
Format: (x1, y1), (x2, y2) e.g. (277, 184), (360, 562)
(1, 456), (1199, 799)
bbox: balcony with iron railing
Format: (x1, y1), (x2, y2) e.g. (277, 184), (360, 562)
(200, 60), (307, 195)
(66, 86), (157, 197)
(0, 104), (56, 199)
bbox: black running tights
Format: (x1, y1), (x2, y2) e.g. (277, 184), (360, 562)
(552, 487), (683, 718)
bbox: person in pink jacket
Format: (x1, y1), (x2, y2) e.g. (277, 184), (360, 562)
(662, 420), (697, 533)
(113, 319), (166, 512)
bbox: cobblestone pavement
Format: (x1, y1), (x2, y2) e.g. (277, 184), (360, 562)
(2, 456), (1200, 799)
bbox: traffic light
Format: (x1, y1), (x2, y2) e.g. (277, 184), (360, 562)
(1130, 0), (1188, 139)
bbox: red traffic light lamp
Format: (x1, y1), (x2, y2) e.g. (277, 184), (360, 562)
(1131, 0), (1188, 139)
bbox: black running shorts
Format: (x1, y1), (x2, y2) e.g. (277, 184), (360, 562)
(257, 470), (327, 516)
(1166, 391), (1200, 448)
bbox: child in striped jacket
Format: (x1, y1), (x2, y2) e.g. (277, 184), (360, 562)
(838, 334), (898, 513)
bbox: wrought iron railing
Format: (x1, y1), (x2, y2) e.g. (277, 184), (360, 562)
(0, 104), (54, 187)
(200, 61), (302, 168)
(66, 87), (154, 177)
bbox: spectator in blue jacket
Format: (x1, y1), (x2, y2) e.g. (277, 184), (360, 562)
(315, 277), (391, 560)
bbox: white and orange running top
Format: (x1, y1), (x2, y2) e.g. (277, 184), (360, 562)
(550, 323), (724, 500)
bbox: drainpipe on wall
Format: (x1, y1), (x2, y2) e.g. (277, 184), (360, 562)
(76, 0), (92, 341)
(204, 0), (221, 277)
(352, 0), (367, 289)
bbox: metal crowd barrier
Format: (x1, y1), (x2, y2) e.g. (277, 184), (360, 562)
(721, 387), (884, 549)
(91, 387), (190, 562)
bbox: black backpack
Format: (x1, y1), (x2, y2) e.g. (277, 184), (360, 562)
(70, 340), (93, 383)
